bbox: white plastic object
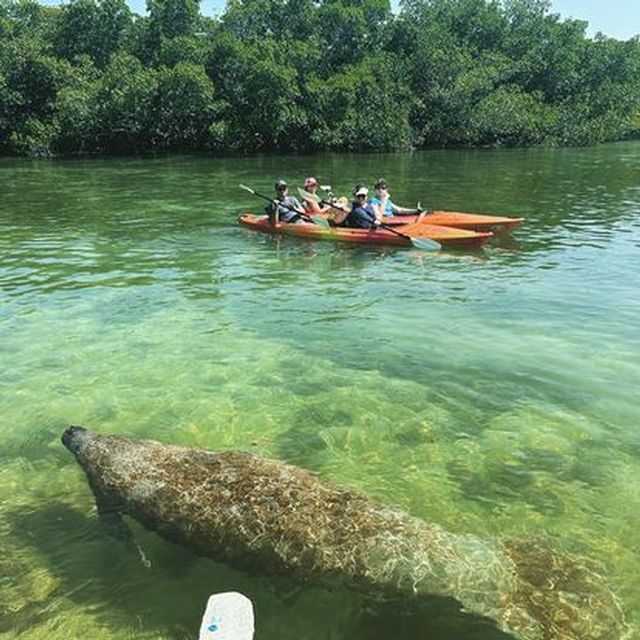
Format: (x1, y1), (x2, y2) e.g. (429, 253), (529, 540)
(198, 592), (255, 640)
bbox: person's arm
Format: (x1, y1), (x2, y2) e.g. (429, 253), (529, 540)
(391, 201), (421, 215)
(305, 198), (323, 214)
(370, 197), (384, 221)
(265, 201), (279, 226)
(300, 192), (332, 215)
(288, 196), (307, 215)
(358, 204), (379, 228)
(349, 206), (365, 228)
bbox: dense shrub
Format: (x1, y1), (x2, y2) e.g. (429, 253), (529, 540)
(0, 0), (639, 155)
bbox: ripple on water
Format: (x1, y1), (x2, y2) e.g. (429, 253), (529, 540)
(1, 148), (639, 638)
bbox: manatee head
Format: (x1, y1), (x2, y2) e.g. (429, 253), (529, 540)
(61, 425), (90, 456)
(62, 426), (130, 482)
(61, 426), (176, 507)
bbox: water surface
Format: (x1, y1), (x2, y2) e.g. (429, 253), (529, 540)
(1, 144), (639, 639)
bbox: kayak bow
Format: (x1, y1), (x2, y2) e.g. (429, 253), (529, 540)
(385, 211), (525, 233)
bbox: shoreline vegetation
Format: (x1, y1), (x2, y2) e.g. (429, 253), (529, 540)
(1, 0), (639, 158)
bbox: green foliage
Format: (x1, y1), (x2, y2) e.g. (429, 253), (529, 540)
(239, 55), (303, 148)
(152, 62), (218, 149)
(470, 85), (555, 145)
(92, 52), (158, 151)
(53, 0), (132, 67)
(316, 0), (389, 72)
(156, 34), (208, 67)
(9, 113), (58, 155)
(147, 0), (200, 40)
(205, 34), (310, 150)
(308, 53), (412, 149)
(0, 0), (639, 155)
(0, 24), (67, 154)
(52, 55), (100, 152)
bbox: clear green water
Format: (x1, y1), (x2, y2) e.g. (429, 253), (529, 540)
(1, 144), (639, 639)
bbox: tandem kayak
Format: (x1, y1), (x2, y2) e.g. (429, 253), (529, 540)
(382, 211), (525, 233)
(238, 214), (493, 248)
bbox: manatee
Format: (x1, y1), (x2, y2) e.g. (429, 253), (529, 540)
(62, 426), (628, 640)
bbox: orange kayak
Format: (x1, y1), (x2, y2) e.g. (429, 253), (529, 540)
(238, 214), (492, 248)
(383, 211), (525, 233)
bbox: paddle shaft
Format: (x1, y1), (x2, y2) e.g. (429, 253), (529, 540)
(296, 187), (440, 250)
(319, 197), (422, 242)
(240, 185), (321, 226)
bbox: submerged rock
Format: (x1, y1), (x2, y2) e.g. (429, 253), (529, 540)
(62, 426), (628, 640)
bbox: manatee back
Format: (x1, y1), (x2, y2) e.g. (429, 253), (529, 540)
(67, 431), (630, 640)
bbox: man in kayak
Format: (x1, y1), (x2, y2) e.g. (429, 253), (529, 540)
(299, 177), (332, 215)
(339, 185), (379, 229)
(265, 180), (307, 225)
(370, 178), (421, 218)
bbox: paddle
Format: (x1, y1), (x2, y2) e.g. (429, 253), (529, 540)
(384, 209), (431, 226)
(297, 188), (441, 251)
(319, 184), (335, 200)
(239, 184), (330, 229)
(388, 202), (432, 218)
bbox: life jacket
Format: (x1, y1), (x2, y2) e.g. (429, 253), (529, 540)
(266, 196), (303, 224)
(344, 202), (378, 229)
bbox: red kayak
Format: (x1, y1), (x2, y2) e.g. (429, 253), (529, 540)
(238, 214), (492, 248)
(383, 211), (525, 233)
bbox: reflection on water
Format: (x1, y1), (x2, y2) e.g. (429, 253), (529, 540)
(1, 143), (640, 638)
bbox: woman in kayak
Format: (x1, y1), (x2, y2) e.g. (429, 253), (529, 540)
(337, 185), (379, 229)
(299, 177), (332, 215)
(370, 178), (421, 218)
(265, 180), (307, 225)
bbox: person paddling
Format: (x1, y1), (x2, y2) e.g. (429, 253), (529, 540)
(340, 185), (379, 229)
(299, 177), (332, 215)
(265, 180), (307, 225)
(370, 178), (421, 218)
(295, 184), (442, 250)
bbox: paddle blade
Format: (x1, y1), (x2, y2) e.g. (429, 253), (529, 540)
(199, 592), (254, 640)
(298, 187), (320, 203)
(239, 184), (254, 194)
(308, 215), (330, 229)
(410, 237), (441, 251)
